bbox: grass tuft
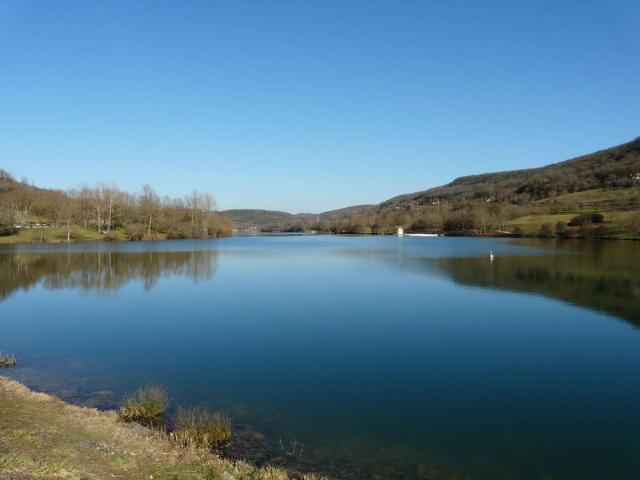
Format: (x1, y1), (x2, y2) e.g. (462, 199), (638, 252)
(0, 455), (16, 469)
(0, 352), (16, 368)
(118, 384), (168, 425)
(173, 406), (232, 451)
(252, 466), (289, 480)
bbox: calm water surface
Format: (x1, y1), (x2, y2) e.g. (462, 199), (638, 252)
(1, 236), (639, 480)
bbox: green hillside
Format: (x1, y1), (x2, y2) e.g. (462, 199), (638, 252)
(382, 137), (640, 208)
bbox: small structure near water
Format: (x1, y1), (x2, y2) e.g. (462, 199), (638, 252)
(398, 226), (439, 237)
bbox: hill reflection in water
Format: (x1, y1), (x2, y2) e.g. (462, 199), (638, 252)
(417, 239), (640, 327)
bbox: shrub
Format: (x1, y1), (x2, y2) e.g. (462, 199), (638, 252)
(166, 225), (193, 239)
(0, 352), (16, 368)
(593, 225), (609, 238)
(102, 231), (120, 242)
(579, 222), (594, 238)
(166, 229), (186, 240)
(173, 406), (231, 451)
(410, 218), (429, 232)
(0, 226), (17, 237)
(119, 384), (168, 425)
(568, 213), (604, 226)
(124, 223), (146, 241)
(538, 223), (554, 237)
(512, 226), (524, 236)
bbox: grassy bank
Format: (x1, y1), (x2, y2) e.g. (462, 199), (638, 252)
(0, 377), (323, 480)
(0, 226), (127, 245)
(0, 226), (233, 246)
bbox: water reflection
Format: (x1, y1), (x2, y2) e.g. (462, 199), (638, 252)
(2, 239), (638, 327)
(0, 249), (218, 300)
(395, 239), (640, 327)
(1, 238), (639, 480)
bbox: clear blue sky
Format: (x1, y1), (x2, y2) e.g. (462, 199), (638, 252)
(1, 0), (638, 212)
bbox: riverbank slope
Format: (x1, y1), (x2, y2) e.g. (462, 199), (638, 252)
(0, 377), (319, 480)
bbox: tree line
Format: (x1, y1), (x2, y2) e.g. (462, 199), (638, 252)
(0, 170), (231, 241)
(262, 195), (640, 239)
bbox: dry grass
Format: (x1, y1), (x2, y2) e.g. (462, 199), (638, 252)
(0, 376), (330, 480)
(0, 226), (127, 244)
(174, 407), (232, 451)
(119, 384), (168, 425)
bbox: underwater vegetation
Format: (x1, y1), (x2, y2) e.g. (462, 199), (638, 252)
(0, 353), (16, 368)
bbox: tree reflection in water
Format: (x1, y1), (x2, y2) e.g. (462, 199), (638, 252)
(0, 249), (218, 300)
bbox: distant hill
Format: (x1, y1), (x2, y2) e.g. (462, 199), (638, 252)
(320, 205), (374, 217)
(381, 137), (640, 209)
(220, 205), (373, 230)
(218, 209), (311, 229)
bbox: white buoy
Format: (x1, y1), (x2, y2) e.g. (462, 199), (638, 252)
(489, 250), (494, 262)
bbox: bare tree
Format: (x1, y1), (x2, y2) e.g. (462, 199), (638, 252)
(199, 192), (215, 236)
(139, 185), (160, 236)
(8, 186), (35, 227)
(92, 187), (105, 233)
(185, 190), (199, 236)
(101, 185), (117, 233)
(59, 192), (79, 243)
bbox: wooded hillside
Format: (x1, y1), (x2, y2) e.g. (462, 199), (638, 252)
(383, 137), (640, 207)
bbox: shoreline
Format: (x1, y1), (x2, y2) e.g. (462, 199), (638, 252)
(0, 233), (233, 248)
(0, 376), (325, 480)
(0, 231), (637, 247)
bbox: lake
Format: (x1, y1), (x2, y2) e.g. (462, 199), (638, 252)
(1, 235), (639, 480)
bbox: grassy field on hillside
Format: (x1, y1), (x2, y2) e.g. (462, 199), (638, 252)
(506, 210), (638, 238)
(537, 187), (640, 211)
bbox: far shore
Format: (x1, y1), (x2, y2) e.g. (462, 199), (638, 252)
(0, 228), (637, 247)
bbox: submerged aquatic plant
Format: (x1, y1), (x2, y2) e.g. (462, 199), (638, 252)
(118, 384), (168, 425)
(173, 406), (231, 451)
(0, 352), (16, 368)
(279, 434), (304, 458)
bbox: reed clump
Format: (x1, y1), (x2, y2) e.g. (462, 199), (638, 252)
(118, 384), (168, 425)
(0, 353), (16, 368)
(173, 406), (231, 451)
